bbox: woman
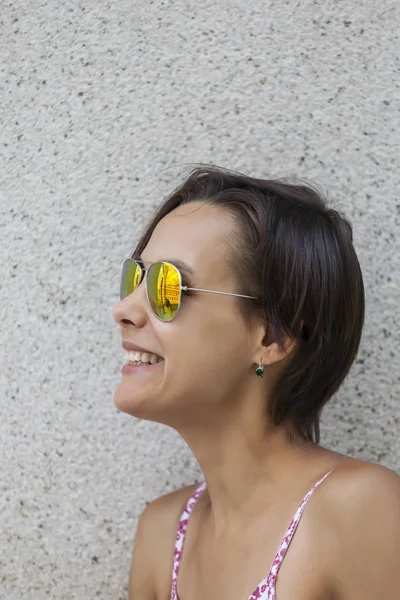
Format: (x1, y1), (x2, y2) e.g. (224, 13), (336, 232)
(112, 165), (400, 600)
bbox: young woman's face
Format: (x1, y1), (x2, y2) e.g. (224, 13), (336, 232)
(112, 201), (260, 429)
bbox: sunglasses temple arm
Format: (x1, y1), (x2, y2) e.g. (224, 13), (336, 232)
(181, 286), (258, 300)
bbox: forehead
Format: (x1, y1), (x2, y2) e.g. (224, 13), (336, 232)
(143, 202), (237, 281)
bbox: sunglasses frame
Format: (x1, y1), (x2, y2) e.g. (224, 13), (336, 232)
(120, 258), (259, 322)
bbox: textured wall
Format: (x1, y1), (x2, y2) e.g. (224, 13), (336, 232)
(1, 0), (399, 598)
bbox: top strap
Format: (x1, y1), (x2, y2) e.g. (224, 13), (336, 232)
(170, 481), (207, 600)
(266, 469), (334, 588)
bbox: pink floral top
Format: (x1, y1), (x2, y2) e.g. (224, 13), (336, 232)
(170, 469), (333, 600)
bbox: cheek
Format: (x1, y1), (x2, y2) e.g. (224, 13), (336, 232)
(165, 302), (250, 378)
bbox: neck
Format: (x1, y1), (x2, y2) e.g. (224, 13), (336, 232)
(175, 401), (327, 536)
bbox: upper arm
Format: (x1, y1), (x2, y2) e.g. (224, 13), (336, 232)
(128, 503), (158, 600)
(328, 464), (400, 600)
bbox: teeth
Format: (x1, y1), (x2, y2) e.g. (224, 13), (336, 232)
(125, 351), (162, 365)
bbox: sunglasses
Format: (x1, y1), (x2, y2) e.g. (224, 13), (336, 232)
(120, 258), (259, 322)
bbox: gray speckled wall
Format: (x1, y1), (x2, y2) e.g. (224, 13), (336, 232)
(1, 0), (399, 598)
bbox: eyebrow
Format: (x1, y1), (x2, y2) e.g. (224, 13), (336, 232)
(135, 256), (194, 279)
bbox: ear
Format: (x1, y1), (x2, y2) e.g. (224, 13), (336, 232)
(252, 319), (301, 367)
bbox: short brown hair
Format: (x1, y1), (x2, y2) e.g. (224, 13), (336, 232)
(132, 164), (365, 443)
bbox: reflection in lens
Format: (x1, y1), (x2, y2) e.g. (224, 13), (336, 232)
(148, 262), (180, 321)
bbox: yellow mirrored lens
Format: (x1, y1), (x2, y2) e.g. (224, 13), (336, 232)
(120, 260), (142, 299)
(147, 262), (180, 321)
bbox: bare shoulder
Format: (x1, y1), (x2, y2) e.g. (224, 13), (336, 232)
(319, 458), (400, 516)
(315, 459), (400, 599)
(128, 482), (201, 600)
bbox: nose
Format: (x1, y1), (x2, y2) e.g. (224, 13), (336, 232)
(112, 276), (148, 328)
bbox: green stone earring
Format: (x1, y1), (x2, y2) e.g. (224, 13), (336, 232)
(255, 361), (264, 377)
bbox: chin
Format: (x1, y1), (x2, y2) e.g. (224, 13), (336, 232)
(112, 385), (171, 424)
(114, 388), (150, 417)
